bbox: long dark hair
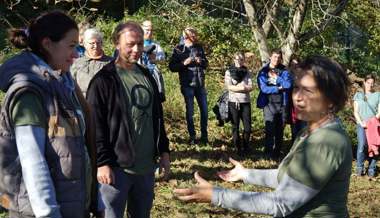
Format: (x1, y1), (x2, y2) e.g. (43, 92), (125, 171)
(8, 10), (78, 61)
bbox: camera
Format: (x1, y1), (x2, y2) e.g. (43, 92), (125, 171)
(143, 44), (156, 55)
(191, 55), (196, 62)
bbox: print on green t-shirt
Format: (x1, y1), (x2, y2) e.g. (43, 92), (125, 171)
(117, 65), (156, 175)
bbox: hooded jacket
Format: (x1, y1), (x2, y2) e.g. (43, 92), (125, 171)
(0, 51), (89, 218)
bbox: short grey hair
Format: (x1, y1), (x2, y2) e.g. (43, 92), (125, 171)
(83, 28), (103, 42)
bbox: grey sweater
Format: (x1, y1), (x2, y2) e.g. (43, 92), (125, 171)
(224, 70), (252, 103)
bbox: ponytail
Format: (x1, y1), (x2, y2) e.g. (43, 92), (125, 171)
(8, 28), (29, 49)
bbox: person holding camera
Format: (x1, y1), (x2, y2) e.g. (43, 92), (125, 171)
(169, 27), (209, 145)
(257, 49), (292, 159)
(140, 20), (166, 102)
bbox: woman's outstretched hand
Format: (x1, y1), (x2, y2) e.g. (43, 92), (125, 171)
(217, 157), (246, 182)
(174, 171), (213, 203)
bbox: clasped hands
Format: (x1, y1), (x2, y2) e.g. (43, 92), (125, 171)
(183, 56), (201, 66)
(174, 157), (245, 203)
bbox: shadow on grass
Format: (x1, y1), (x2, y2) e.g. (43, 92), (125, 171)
(170, 164), (223, 181)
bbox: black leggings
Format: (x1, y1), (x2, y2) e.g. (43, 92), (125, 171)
(228, 102), (251, 148)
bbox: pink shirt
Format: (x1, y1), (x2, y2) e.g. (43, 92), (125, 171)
(365, 117), (380, 157)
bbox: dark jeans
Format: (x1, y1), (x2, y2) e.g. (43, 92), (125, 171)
(181, 86), (208, 139)
(100, 168), (155, 218)
(263, 103), (285, 157)
(228, 102), (251, 149)
(356, 125), (377, 176)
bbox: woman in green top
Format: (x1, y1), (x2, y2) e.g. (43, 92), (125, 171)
(353, 74), (380, 177)
(0, 11), (101, 218)
(174, 55), (352, 217)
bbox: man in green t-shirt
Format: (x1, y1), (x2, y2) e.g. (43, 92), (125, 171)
(86, 21), (170, 218)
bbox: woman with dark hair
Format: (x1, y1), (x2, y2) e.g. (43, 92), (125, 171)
(224, 52), (253, 155)
(175, 55), (352, 217)
(0, 11), (100, 218)
(353, 74), (380, 177)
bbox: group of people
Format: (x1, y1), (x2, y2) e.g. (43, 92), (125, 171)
(0, 9), (378, 218)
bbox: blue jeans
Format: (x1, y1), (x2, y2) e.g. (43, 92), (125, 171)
(100, 168), (155, 218)
(181, 86), (208, 139)
(356, 125), (377, 176)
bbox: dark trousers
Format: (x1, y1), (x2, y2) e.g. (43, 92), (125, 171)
(263, 103), (285, 157)
(100, 168), (155, 218)
(181, 86), (208, 139)
(228, 102), (251, 149)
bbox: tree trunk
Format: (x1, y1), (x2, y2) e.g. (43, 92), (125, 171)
(282, 0), (308, 65)
(242, 0), (270, 64)
(242, 0), (348, 66)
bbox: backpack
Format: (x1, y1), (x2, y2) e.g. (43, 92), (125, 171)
(213, 90), (230, 126)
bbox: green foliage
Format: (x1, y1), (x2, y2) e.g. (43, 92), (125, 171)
(298, 0), (380, 77)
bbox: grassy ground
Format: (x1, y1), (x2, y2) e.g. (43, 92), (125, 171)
(152, 138), (380, 218)
(0, 70), (379, 217)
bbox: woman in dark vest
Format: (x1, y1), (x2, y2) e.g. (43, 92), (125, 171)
(0, 11), (101, 218)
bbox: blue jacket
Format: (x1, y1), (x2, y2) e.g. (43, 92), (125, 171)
(256, 63), (292, 108)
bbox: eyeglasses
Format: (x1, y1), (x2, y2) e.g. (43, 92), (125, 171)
(143, 28), (153, 32)
(86, 41), (102, 46)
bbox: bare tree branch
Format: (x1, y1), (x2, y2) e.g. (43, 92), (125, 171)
(199, 1), (247, 17)
(262, 0), (281, 36)
(242, 0), (270, 63)
(299, 0), (348, 43)
(4, 0), (21, 10)
(264, 0), (286, 41)
(282, 0), (308, 65)
(0, 14), (14, 28)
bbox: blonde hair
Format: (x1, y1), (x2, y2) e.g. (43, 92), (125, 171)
(234, 52), (245, 60)
(183, 27), (197, 36)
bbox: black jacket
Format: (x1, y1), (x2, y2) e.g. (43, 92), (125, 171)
(169, 43), (208, 88)
(86, 61), (170, 168)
